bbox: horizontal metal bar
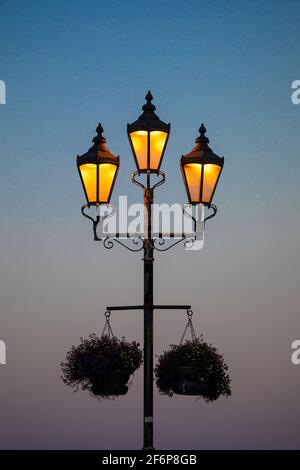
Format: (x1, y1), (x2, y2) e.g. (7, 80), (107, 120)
(153, 304), (191, 310)
(107, 305), (144, 311)
(101, 233), (142, 238)
(99, 232), (196, 239)
(154, 233), (193, 238)
(106, 304), (191, 311)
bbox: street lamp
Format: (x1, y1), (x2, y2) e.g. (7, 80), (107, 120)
(77, 123), (119, 205)
(127, 91), (170, 174)
(76, 92), (224, 450)
(181, 123), (224, 206)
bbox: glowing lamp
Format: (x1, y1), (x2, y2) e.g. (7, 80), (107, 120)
(181, 124), (224, 205)
(77, 124), (119, 205)
(127, 91), (170, 173)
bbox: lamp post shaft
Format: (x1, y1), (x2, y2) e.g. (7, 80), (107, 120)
(143, 183), (154, 450)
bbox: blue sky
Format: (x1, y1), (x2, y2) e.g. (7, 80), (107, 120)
(1, 0), (299, 219)
(0, 0), (299, 449)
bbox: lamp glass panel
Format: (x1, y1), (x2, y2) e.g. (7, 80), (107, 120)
(202, 164), (221, 203)
(79, 163), (97, 203)
(129, 130), (148, 170)
(184, 163), (202, 202)
(150, 131), (168, 170)
(99, 163), (117, 202)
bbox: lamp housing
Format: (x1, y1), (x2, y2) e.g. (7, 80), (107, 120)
(77, 124), (119, 205)
(181, 124), (224, 206)
(127, 91), (170, 174)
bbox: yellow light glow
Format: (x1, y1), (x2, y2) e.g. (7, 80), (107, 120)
(130, 131), (148, 170)
(184, 163), (202, 202)
(130, 130), (168, 171)
(79, 163), (97, 202)
(79, 163), (117, 203)
(98, 163), (117, 202)
(202, 164), (221, 203)
(150, 131), (168, 170)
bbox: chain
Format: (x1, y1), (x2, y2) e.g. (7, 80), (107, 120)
(101, 310), (114, 338)
(180, 309), (197, 344)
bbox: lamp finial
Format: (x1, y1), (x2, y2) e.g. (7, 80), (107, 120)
(196, 123), (209, 145)
(142, 90), (156, 114)
(93, 122), (106, 144)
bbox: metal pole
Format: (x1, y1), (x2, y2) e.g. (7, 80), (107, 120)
(143, 176), (154, 450)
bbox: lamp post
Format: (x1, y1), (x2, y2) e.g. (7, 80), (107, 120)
(76, 92), (224, 450)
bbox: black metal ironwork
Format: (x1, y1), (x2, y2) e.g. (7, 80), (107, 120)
(142, 176), (154, 449)
(204, 203), (217, 226)
(180, 309), (197, 344)
(101, 310), (114, 338)
(106, 305), (192, 311)
(184, 238), (196, 249)
(152, 171), (166, 190)
(183, 205), (197, 233)
(132, 171), (146, 190)
(81, 204), (116, 241)
(81, 204), (99, 240)
(77, 92), (223, 450)
(103, 236), (144, 252)
(153, 237), (186, 252)
(132, 169), (166, 192)
(82, 171), (199, 450)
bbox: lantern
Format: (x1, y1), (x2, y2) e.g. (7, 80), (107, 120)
(181, 124), (224, 205)
(127, 91), (170, 173)
(77, 124), (119, 205)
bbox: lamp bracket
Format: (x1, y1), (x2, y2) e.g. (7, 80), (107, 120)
(81, 201), (211, 252)
(132, 170), (166, 191)
(103, 236), (145, 252)
(204, 204), (217, 226)
(132, 171), (146, 190)
(81, 204), (116, 241)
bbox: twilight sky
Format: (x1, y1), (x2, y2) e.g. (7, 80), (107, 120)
(0, 0), (299, 449)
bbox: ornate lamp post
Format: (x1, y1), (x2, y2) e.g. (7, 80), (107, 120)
(76, 92), (224, 450)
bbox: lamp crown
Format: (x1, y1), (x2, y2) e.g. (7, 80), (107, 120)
(142, 90), (155, 110)
(196, 123), (210, 145)
(138, 90), (159, 120)
(92, 123), (106, 145)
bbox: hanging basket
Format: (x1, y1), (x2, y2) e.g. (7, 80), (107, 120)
(154, 310), (231, 402)
(61, 312), (142, 400)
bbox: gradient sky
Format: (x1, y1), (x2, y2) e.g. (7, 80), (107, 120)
(0, 0), (299, 449)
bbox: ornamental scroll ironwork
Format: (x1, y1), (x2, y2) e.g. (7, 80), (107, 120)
(80, 172), (216, 254)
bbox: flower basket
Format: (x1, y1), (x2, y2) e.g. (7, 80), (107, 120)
(61, 333), (142, 400)
(155, 338), (231, 402)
